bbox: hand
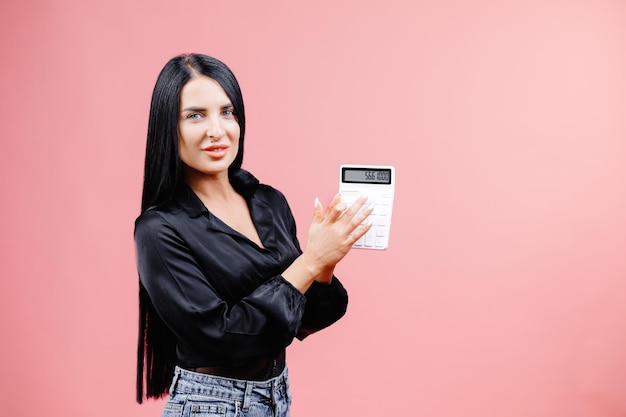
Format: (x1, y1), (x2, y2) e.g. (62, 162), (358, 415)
(301, 193), (373, 275)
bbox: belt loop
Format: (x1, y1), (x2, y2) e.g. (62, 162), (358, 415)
(277, 367), (288, 404)
(271, 377), (278, 406)
(168, 367), (181, 396)
(276, 367), (285, 399)
(270, 377), (281, 415)
(242, 381), (253, 412)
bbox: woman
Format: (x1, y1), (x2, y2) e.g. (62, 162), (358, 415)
(135, 53), (372, 416)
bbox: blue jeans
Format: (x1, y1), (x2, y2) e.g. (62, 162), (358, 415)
(161, 366), (291, 417)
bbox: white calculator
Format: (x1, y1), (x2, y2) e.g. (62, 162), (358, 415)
(339, 164), (395, 250)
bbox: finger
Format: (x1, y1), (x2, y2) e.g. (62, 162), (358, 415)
(351, 201), (375, 226)
(348, 221), (374, 244)
(326, 194), (347, 222)
(324, 193), (343, 215)
(340, 196), (370, 224)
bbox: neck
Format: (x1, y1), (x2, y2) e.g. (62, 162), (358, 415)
(185, 171), (237, 204)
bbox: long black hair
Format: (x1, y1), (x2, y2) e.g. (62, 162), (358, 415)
(137, 53), (246, 403)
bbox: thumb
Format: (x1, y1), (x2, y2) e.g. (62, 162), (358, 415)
(312, 197), (324, 224)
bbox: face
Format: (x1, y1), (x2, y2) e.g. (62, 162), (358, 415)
(178, 75), (240, 183)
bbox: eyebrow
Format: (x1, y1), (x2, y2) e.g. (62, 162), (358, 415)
(181, 106), (206, 113)
(180, 104), (234, 113)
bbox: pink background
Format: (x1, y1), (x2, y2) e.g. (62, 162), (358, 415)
(1, 1), (625, 416)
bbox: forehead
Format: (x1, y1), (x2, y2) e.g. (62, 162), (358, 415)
(180, 76), (230, 106)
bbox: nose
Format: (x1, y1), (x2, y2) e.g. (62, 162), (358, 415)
(206, 115), (225, 139)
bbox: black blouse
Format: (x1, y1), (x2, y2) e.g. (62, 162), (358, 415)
(134, 170), (348, 369)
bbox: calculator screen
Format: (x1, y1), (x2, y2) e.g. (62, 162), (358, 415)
(342, 167), (392, 184)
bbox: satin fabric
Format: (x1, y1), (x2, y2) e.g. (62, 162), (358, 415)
(134, 170), (348, 369)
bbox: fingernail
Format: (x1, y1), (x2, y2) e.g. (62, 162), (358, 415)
(314, 197), (320, 208)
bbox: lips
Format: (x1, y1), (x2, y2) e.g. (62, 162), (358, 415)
(202, 144), (229, 157)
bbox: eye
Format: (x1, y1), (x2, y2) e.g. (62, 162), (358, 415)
(186, 112), (203, 120)
(223, 108), (235, 118)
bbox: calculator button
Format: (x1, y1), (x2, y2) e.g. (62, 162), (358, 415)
(373, 205), (388, 216)
(341, 191), (359, 202)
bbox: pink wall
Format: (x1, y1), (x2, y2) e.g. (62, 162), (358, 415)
(1, 1), (625, 416)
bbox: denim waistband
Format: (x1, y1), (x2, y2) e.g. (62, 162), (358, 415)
(169, 365), (289, 411)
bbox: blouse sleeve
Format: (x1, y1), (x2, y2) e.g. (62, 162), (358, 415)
(297, 278), (348, 340)
(276, 194), (349, 340)
(135, 211), (306, 364)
